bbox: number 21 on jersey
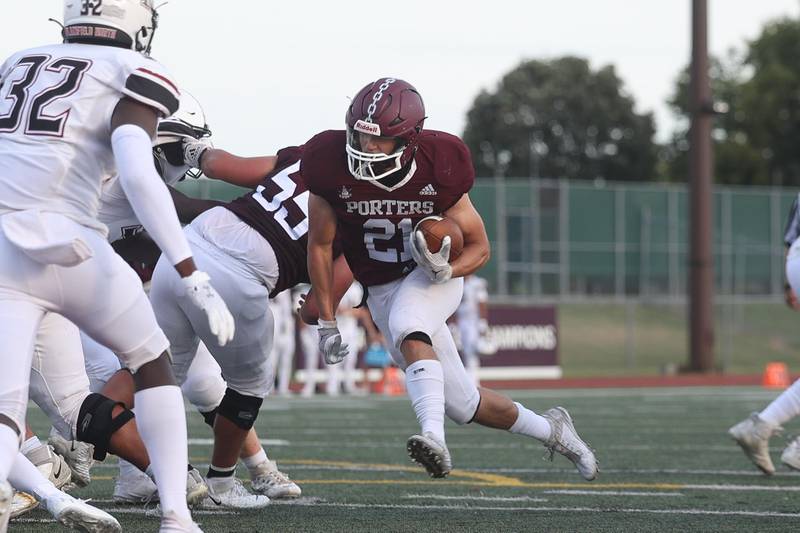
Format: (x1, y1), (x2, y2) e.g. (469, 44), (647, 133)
(364, 218), (412, 263)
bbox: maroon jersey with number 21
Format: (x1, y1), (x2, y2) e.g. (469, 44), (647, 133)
(303, 129), (474, 287)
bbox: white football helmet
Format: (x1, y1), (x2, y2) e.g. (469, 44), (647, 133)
(63, 0), (159, 55)
(154, 93), (212, 181)
(156, 92), (211, 145)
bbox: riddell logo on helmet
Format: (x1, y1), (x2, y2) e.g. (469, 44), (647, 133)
(354, 120), (381, 136)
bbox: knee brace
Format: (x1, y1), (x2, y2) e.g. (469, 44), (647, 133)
(200, 408), (218, 428)
(216, 388), (262, 430)
(76, 393), (135, 461)
(403, 331), (433, 346)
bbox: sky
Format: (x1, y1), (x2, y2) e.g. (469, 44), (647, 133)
(4, 1), (799, 155)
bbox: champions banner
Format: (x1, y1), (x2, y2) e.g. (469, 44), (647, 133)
(472, 305), (561, 380)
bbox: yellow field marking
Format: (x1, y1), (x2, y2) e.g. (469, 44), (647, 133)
(100, 460), (685, 490)
(281, 459), (527, 487)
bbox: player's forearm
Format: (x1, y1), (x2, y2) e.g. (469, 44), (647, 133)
(451, 241), (490, 279)
(201, 149), (275, 187)
(307, 243), (336, 322)
(112, 125), (192, 266)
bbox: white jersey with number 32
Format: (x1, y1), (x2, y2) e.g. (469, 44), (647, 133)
(0, 42), (179, 234)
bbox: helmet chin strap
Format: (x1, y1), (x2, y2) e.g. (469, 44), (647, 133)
(48, 18), (66, 40)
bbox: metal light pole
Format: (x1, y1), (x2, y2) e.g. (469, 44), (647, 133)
(688, 0), (715, 372)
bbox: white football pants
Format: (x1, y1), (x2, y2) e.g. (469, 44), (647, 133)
(366, 268), (480, 424)
(28, 313), (91, 439)
(269, 292), (296, 395)
(458, 319), (481, 384)
(0, 212), (168, 435)
(149, 225), (275, 398)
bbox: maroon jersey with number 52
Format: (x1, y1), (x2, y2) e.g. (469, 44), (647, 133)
(303, 129), (474, 287)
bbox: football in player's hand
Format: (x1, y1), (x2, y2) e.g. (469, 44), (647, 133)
(416, 216), (464, 260)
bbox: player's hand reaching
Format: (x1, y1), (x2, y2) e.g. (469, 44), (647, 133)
(410, 231), (453, 284)
(182, 137), (212, 170)
(318, 319), (349, 364)
(182, 270), (235, 345)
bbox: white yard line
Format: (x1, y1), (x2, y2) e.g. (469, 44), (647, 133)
(543, 490), (684, 497)
(188, 438), (290, 446)
(471, 467), (798, 476)
(286, 501), (800, 518)
(403, 494), (548, 502)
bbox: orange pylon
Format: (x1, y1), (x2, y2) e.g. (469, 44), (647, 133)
(763, 362), (790, 389)
(380, 367), (405, 396)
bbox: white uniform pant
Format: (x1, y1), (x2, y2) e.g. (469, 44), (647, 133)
(458, 320), (481, 382)
(269, 292), (296, 395)
(149, 226), (275, 398)
(366, 268), (480, 424)
(300, 325), (318, 394)
(0, 213), (168, 434)
(81, 330), (226, 413)
(28, 313), (91, 439)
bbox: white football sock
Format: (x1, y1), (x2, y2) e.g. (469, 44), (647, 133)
(19, 435), (42, 456)
(760, 379), (800, 426)
(509, 402), (553, 441)
(405, 359), (446, 442)
(135, 385), (190, 520)
(243, 449), (268, 474)
(0, 425), (19, 481)
(9, 452), (59, 502)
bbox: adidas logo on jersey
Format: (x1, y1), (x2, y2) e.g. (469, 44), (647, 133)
(419, 184), (437, 196)
(339, 186), (352, 199)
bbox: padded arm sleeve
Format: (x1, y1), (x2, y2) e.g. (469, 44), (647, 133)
(112, 124), (192, 265)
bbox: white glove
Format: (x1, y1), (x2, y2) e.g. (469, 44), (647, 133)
(182, 137), (212, 170)
(409, 230), (453, 284)
(182, 271), (235, 346)
(318, 319), (349, 364)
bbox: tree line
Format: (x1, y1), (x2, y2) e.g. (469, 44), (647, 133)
(463, 17), (800, 186)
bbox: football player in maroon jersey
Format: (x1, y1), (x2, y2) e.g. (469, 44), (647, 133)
(306, 78), (598, 480)
(148, 140), (353, 506)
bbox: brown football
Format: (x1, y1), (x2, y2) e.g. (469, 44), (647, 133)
(416, 216), (464, 260)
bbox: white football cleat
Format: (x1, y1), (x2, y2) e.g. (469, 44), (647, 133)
(49, 430), (94, 487)
(728, 413), (781, 475)
(542, 406), (598, 481)
(24, 443), (72, 490)
(406, 432), (452, 478)
(44, 492), (121, 533)
(781, 436), (800, 471)
(113, 466), (157, 504)
(186, 467), (209, 506)
(159, 510), (203, 533)
(0, 481), (12, 532)
(115, 466), (209, 506)
(10, 491), (38, 519)
(201, 477), (269, 509)
(250, 460), (301, 499)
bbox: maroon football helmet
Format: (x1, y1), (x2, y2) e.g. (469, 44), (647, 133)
(345, 78), (425, 181)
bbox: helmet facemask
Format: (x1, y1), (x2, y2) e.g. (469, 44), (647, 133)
(153, 141), (193, 182)
(135, 7), (158, 55)
(346, 126), (406, 182)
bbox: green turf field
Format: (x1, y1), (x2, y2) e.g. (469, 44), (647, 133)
(13, 387), (800, 532)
